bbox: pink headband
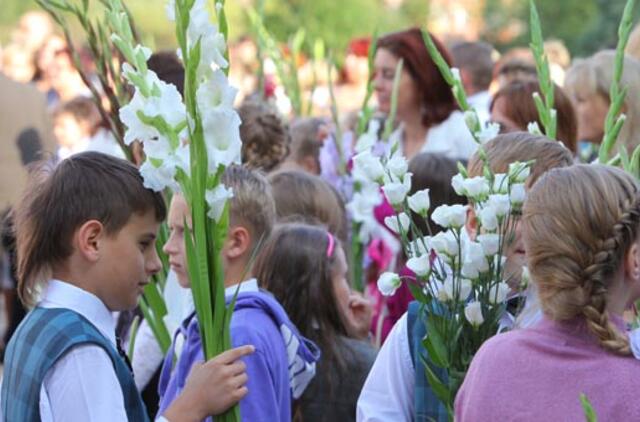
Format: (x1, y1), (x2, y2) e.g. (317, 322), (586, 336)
(326, 232), (335, 258)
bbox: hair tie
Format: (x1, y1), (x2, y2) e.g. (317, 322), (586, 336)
(326, 232), (335, 258)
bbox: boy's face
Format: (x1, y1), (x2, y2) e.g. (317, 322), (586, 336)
(164, 195), (191, 288)
(97, 210), (162, 311)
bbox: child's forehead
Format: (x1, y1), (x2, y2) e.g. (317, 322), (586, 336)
(120, 210), (162, 234)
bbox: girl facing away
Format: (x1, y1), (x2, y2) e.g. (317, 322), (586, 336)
(455, 164), (640, 420)
(253, 223), (377, 422)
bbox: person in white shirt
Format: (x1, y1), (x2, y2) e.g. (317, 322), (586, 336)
(1, 152), (253, 422)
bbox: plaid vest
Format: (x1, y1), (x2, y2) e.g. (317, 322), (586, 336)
(1, 307), (149, 422)
(407, 301), (449, 422)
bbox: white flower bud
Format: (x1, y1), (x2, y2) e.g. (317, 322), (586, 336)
(465, 301), (484, 326)
(377, 272), (401, 296)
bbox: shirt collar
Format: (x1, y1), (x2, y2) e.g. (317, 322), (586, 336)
(224, 278), (259, 298)
(39, 279), (117, 346)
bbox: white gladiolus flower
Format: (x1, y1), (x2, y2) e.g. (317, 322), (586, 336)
(382, 173), (412, 207)
(355, 119), (380, 153)
(451, 67), (461, 82)
(384, 212), (411, 235)
(493, 173), (509, 194)
(201, 108), (242, 170)
(487, 194), (511, 218)
(461, 176), (490, 199)
(430, 230), (459, 257)
(408, 189), (430, 216)
(443, 277), (472, 302)
(477, 233), (500, 256)
(527, 121), (542, 135)
(165, 0), (175, 20)
(386, 153), (409, 181)
(431, 204), (467, 229)
(488, 282), (510, 304)
(465, 301), (484, 326)
(139, 159), (179, 192)
(509, 183), (526, 205)
(508, 161), (531, 183)
(187, 0), (228, 78)
(407, 255), (431, 277)
(205, 184), (234, 221)
(463, 110), (479, 131)
(141, 137), (172, 160)
(196, 69), (238, 112)
(475, 122), (500, 144)
(478, 205), (499, 232)
(120, 89), (160, 145)
(451, 173), (465, 196)
(521, 266), (531, 289)
(174, 143), (191, 177)
(353, 151), (385, 183)
(377, 272), (402, 296)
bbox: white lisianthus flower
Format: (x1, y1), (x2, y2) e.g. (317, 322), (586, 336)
(205, 184), (234, 221)
(353, 151), (385, 183)
(201, 108), (242, 170)
(355, 119), (380, 153)
(488, 282), (510, 304)
(509, 183), (526, 206)
(487, 194), (511, 218)
(196, 69), (238, 111)
(443, 277), (472, 302)
(431, 204), (467, 229)
(493, 173), (509, 194)
(382, 173), (412, 207)
(386, 153), (409, 181)
(465, 301), (484, 326)
(477, 233), (500, 256)
(475, 122), (500, 144)
(384, 212), (411, 235)
(431, 280), (450, 302)
(461, 176), (490, 200)
(409, 236), (431, 256)
(406, 255), (431, 277)
(347, 186), (382, 223)
(461, 242), (489, 279)
(139, 158), (179, 192)
(527, 121), (542, 135)
(430, 230), (459, 256)
(478, 205), (499, 232)
(377, 272), (402, 296)
(451, 173), (466, 196)
(408, 189), (430, 217)
(508, 161), (531, 183)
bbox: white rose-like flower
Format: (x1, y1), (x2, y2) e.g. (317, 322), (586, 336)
(475, 121), (500, 144)
(205, 184), (234, 221)
(406, 254), (431, 277)
(493, 173), (509, 194)
(462, 176), (490, 200)
(408, 189), (430, 216)
(377, 272), (402, 296)
(201, 108), (242, 170)
(382, 173), (412, 207)
(384, 212), (411, 235)
(488, 282), (510, 304)
(451, 173), (466, 196)
(355, 119), (380, 153)
(478, 205), (499, 232)
(477, 233), (500, 256)
(508, 161), (531, 183)
(347, 186), (382, 223)
(386, 153), (409, 181)
(443, 277), (472, 302)
(430, 230), (459, 256)
(409, 236), (431, 256)
(353, 151), (385, 183)
(196, 69), (238, 111)
(465, 301), (484, 326)
(431, 204), (467, 229)
(509, 183), (526, 206)
(487, 194), (511, 218)
(139, 158), (178, 192)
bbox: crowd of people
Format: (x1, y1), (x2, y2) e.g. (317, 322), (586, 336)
(3, 7), (640, 422)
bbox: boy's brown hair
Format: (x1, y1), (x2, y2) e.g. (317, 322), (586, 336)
(222, 165), (276, 250)
(15, 152), (166, 305)
(467, 132), (574, 187)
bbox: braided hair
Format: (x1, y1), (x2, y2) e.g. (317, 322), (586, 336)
(523, 164), (640, 356)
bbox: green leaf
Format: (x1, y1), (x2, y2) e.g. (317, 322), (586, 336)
(421, 356), (451, 407)
(580, 393), (598, 422)
(423, 315), (449, 368)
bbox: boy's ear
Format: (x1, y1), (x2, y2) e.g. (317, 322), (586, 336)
(465, 206), (477, 241)
(224, 225), (252, 260)
(75, 220), (105, 262)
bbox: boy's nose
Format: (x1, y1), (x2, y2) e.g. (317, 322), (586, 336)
(148, 248), (163, 275)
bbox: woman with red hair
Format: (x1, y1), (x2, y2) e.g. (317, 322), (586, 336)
(373, 28), (476, 161)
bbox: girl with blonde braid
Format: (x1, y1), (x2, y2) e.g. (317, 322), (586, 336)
(455, 164), (640, 421)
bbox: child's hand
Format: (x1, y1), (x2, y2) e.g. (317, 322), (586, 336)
(163, 345), (255, 422)
(344, 292), (373, 340)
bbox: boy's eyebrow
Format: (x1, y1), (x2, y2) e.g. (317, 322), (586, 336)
(140, 232), (157, 240)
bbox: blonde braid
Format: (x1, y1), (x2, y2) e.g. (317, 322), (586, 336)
(581, 197), (640, 356)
